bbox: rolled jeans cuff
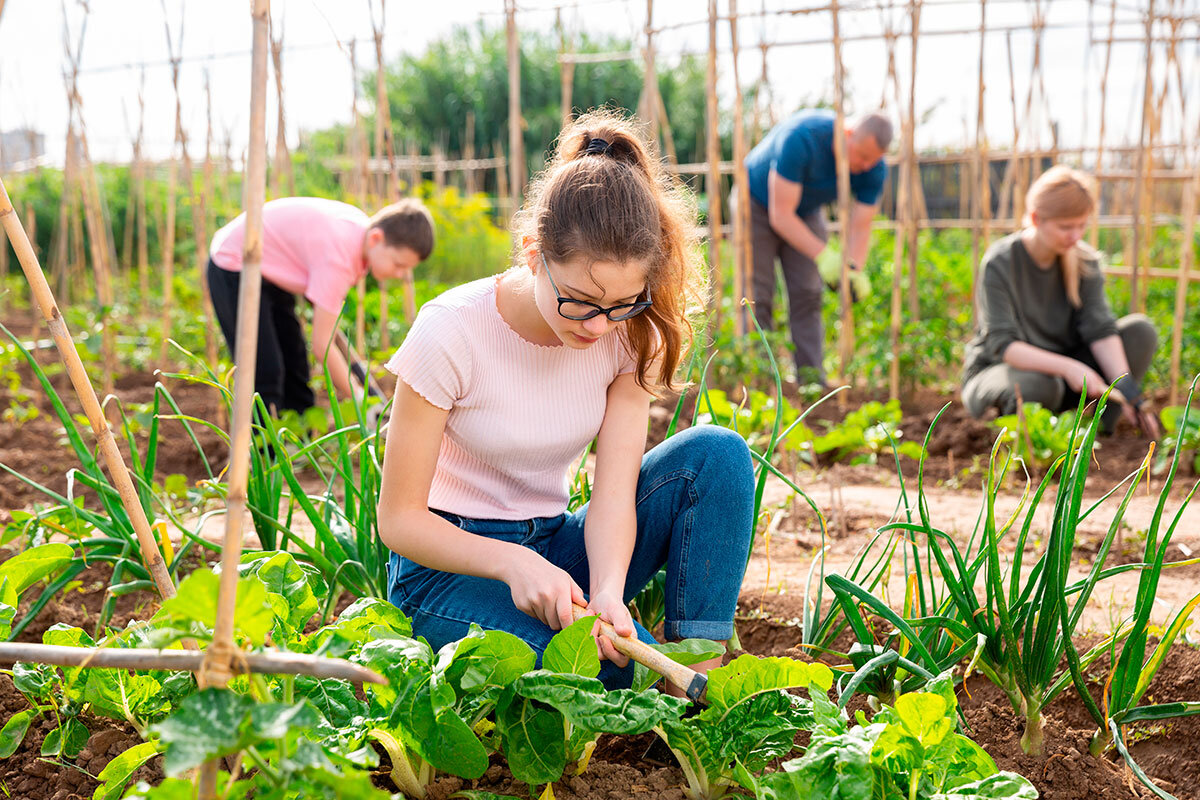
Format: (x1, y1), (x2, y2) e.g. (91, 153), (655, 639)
(665, 618), (734, 642)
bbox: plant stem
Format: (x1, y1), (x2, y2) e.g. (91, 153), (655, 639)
(909, 768), (922, 800)
(1020, 705), (1044, 755)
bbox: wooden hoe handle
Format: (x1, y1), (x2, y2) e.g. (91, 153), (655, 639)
(571, 603), (708, 704)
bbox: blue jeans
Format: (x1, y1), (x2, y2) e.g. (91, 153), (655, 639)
(386, 425), (755, 689)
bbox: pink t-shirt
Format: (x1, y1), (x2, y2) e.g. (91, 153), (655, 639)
(209, 197), (369, 313)
(386, 273), (637, 520)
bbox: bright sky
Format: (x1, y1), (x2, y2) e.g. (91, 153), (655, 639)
(0, 1), (1196, 168)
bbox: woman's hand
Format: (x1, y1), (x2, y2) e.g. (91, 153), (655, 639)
(503, 548), (587, 631)
(1060, 359), (1109, 399)
(586, 590), (634, 668)
(1119, 400), (1162, 439)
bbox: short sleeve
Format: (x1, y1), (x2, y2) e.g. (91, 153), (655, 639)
(1075, 261), (1119, 343)
(384, 304), (473, 410)
(773, 129), (814, 185)
(304, 277), (354, 314)
(853, 161), (887, 206)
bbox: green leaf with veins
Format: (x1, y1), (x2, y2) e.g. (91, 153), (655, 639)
(513, 671), (688, 734)
(542, 615), (602, 677)
(495, 686), (567, 786)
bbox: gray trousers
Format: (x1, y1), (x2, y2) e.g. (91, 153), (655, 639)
(750, 199), (828, 381)
(962, 314), (1158, 418)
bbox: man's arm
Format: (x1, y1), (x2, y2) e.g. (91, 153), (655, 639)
(767, 170), (825, 259)
(311, 305), (357, 400)
(845, 201), (878, 266)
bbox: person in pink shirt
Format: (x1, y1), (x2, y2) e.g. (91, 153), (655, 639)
(377, 111), (756, 694)
(207, 196), (434, 414)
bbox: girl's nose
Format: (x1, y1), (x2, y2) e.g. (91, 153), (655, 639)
(583, 315), (610, 336)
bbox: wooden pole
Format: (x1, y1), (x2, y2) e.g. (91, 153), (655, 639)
(1131, 0), (1156, 314)
(904, 2), (922, 323)
(705, 0), (724, 330)
(558, 9), (575, 125)
(1091, 0), (1119, 247)
(0, 180), (177, 602)
(199, 11), (269, 799)
(0, 642), (384, 684)
(135, 80), (150, 314)
(1167, 81), (1197, 405)
(971, 0), (989, 279)
(729, 0), (750, 337)
(832, 0), (855, 384)
(506, 0), (525, 219)
(464, 111), (478, 195)
(371, 2), (388, 204)
(495, 139), (509, 221)
(270, 16), (295, 198)
(884, 8), (906, 401)
(351, 39), (368, 356)
(642, 1), (659, 145)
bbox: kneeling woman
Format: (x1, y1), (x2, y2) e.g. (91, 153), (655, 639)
(962, 165), (1159, 436)
(376, 111), (755, 691)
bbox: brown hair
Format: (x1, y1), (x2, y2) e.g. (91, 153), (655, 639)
(369, 198), (436, 260)
(514, 109), (706, 394)
(1024, 165), (1099, 308)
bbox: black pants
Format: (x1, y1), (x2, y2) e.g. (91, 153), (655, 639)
(206, 258), (315, 414)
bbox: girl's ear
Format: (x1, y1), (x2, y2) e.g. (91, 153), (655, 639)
(520, 235), (539, 274)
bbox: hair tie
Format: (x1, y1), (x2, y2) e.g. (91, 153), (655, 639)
(583, 137), (612, 156)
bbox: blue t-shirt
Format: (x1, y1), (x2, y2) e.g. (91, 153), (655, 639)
(746, 109), (887, 218)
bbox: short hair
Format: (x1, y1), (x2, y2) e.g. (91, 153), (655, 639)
(852, 112), (894, 152)
(368, 198), (435, 260)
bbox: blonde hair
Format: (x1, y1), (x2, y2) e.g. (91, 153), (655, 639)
(1024, 165), (1099, 307)
(514, 109), (707, 394)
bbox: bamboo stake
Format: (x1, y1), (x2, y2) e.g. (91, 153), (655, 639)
(74, 126), (117, 399)
(1167, 95), (1197, 405)
(705, 0), (723, 331)
(1130, 0), (1156, 314)
(495, 139), (509, 221)
(971, 0), (989, 282)
(370, 1), (388, 204)
(464, 111), (477, 195)
(1092, 0), (1121, 248)
(506, 0), (525, 219)
(120, 107), (135, 274)
(883, 3), (906, 401)
(198, 15), (269, 798)
(558, 9), (575, 125)
(642, 1), (659, 147)
(729, 0), (750, 337)
(904, 1), (922, 323)
(351, 39), (368, 356)
(0, 643), (385, 685)
(0, 180), (177, 601)
(653, 87), (680, 168)
(269, 15), (295, 198)
(831, 0), (855, 385)
(51, 124), (78, 303)
(135, 81), (150, 314)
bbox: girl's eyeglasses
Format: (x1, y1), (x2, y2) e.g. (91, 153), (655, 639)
(540, 251), (653, 321)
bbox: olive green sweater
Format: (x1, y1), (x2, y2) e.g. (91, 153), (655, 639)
(963, 233), (1118, 383)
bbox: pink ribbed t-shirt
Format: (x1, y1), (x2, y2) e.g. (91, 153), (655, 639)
(209, 197), (369, 313)
(385, 274), (636, 520)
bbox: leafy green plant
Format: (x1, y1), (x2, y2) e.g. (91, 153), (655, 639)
(652, 654), (835, 800)
(748, 676), (1037, 800)
(1155, 404), (1200, 475)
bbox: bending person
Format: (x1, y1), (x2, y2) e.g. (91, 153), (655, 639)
(207, 196), (434, 415)
(376, 111), (755, 692)
(962, 165), (1159, 436)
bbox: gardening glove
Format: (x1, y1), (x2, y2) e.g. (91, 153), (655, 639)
(816, 244), (869, 303)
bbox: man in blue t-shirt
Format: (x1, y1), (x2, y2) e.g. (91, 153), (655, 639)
(745, 110), (891, 384)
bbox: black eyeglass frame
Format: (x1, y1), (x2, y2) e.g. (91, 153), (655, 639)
(539, 251), (653, 321)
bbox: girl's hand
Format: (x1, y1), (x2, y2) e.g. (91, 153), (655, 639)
(586, 591), (634, 668)
(504, 549), (586, 631)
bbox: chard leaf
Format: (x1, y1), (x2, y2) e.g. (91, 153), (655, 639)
(333, 597), (413, 638)
(660, 718), (721, 794)
(705, 654), (834, 714)
(12, 662), (53, 701)
(156, 570), (274, 646)
(0, 598), (14, 641)
(358, 637), (433, 708)
(93, 740), (159, 800)
(248, 552), (319, 631)
(930, 772), (1039, 799)
(83, 669), (167, 721)
(496, 686), (567, 785)
(513, 671), (687, 734)
(121, 778), (198, 800)
(0, 709), (35, 757)
(296, 675), (365, 728)
(542, 616), (601, 677)
(932, 734), (999, 790)
(0, 543), (73, 595)
(151, 689), (318, 776)
(390, 662), (490, 779)
(769, 728), (878, 800)
(40, 717), (88, 758)
(872, 692), (953, 772)
(451, 792), (523, 800)
(713, 691), (813, 772)
(43, 625), (94, 697)
(446, 629), (536, 693)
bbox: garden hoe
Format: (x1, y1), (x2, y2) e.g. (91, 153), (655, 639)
(571, 603), (708, 704)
